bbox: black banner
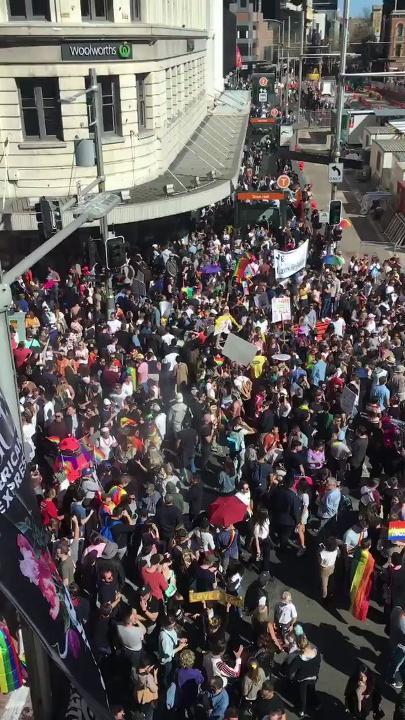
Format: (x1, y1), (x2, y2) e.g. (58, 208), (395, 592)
(0, 390), (110, 719)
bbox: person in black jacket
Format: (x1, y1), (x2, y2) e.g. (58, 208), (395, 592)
(288, 635), (321, 718)
(270, 477), (301, 550)
(344, 664), (382, 719)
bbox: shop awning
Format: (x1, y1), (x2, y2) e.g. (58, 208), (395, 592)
(2, 90), (250, 231)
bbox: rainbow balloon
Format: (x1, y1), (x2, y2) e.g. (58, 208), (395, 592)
(0, 624), (23, 694)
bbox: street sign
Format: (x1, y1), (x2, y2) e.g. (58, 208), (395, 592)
(319, 210), (329, 223)
(270, 107), (279, 118)
(259, 90), (268, 103)
(277, 174), (291, 190)
(73, 192), (121, 221)
(328, 162), (344, 183)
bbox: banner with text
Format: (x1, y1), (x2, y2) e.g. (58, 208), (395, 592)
(274, 240), (309, 279)
(0, 390), (110, 719)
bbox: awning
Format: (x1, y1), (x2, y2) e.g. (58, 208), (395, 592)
(3, 90), (250, 231)
(388, 120), (405, 134)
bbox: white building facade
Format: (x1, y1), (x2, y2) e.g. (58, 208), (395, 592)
(0, 0), (211, 199)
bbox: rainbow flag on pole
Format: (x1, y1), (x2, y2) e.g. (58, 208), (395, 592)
(388, 521), (405, 543)
(0, 624), (23, 694)
(350, 548), (375, 622)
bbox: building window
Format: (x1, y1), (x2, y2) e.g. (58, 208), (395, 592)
(397, 23), (404, 38)
(17, 78), (62, 140)
(8, 0), (50, 19)
(136, 73), (147, 131)
(130, 0), (141, 20)
(86, 75), (122, 137)
(240, 0), (247, 7)
(81, 0), (113, 21)
(376, 151), (381, 172)
(237, 25), (249, 39)
(395, 43), (402, 57)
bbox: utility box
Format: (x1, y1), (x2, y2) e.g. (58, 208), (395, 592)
(74, 138), (95, 168)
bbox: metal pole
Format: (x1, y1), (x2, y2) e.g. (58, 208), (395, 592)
(331, 0), (350, 201)
(285, 15), (291, 116)
(294, 4), (306, 147)
(89, 68), (114, 315)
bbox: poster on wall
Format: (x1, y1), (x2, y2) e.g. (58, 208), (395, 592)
(0, 390), (110, 719)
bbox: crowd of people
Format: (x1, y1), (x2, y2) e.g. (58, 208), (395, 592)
(7, 100), (405, 720)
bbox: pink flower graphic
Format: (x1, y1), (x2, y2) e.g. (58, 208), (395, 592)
(38, 552), (56, 581)
(17, 535), (39, 586)
(39, 576), (60, 620)
(17, 534), (60, 621)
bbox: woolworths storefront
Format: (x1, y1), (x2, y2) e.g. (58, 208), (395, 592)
(61, 40), (133, 61)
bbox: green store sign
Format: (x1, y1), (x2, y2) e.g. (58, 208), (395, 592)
(62, 41), (133, 61)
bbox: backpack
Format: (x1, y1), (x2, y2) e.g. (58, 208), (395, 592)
(100, 518), (120, 542)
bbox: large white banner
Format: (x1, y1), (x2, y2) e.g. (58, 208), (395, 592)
(274, 240), (309, 279)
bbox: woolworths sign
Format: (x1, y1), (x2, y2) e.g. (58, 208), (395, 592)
(62, 41), (132, 61)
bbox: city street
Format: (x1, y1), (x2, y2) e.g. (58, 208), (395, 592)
(297, 133), (404, 261)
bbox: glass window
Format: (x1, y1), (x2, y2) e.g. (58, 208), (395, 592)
(86, 75), (122, 137)
(397, 23), (404, 38)
(136, 73), (147, 130)
(17, 78), (62, 140)
(131, 0), (141, 20)
(396, 43), (402, 57)
(81, 0), (112, 20)
(8, 0), (50, 19)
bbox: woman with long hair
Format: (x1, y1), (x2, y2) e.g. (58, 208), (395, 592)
(241, 659), (266, 711)
(288, 635), (321, 718)
(344, 664), (382, 719)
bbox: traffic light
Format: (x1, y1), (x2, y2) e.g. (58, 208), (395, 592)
(329, 200), (342, 226)
(34, 197), (63, 240)
(107, 236), (126, 270)
(333, 226), (343, 243)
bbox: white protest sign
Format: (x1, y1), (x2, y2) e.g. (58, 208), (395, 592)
(273, 240), (309, 279)
(271, 297), (292, 323)
(222, 333), (258, 366)
(340, 386), (357, 416)
(159, 300), (173, 318)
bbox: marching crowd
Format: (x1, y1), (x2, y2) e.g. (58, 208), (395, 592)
(7, 105), (405, 720)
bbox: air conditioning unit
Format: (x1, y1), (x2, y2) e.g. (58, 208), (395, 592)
(207, 170), (217, 180)
(164, 184), (175, 195)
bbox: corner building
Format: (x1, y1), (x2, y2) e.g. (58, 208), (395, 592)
(0, 0), (249, 255)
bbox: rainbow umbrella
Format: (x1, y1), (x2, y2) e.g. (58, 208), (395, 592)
(323, 254), (345, 268)
(339, 217), (352, 229)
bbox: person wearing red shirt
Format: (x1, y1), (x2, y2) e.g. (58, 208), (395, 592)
(40, 488), (62, 530)
(140, 555), (168, 601)
(13, 342), (32, 369)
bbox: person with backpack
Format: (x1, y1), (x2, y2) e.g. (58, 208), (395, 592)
(101, 504), (137, 560)
(215, 524), (239, 574)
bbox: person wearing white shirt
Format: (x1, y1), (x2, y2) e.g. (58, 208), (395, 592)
(107, 313), (121, 335)
(274, 591), (297, 637)
(99, 427), (118, 458)
(318, 536), (339, 600)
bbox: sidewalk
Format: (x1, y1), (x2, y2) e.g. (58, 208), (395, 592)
(301, 159), (403, 260)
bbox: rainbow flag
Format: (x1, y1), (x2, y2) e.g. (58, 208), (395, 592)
(120, 416), (137, 429)
(94, 446), (107, 463)
(350, 548), (375, 622)
(0, 625), (23, 694)
(214, 354), (224, 366)
(388, 521), (405, 543)
(234, 256), (251, 283)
